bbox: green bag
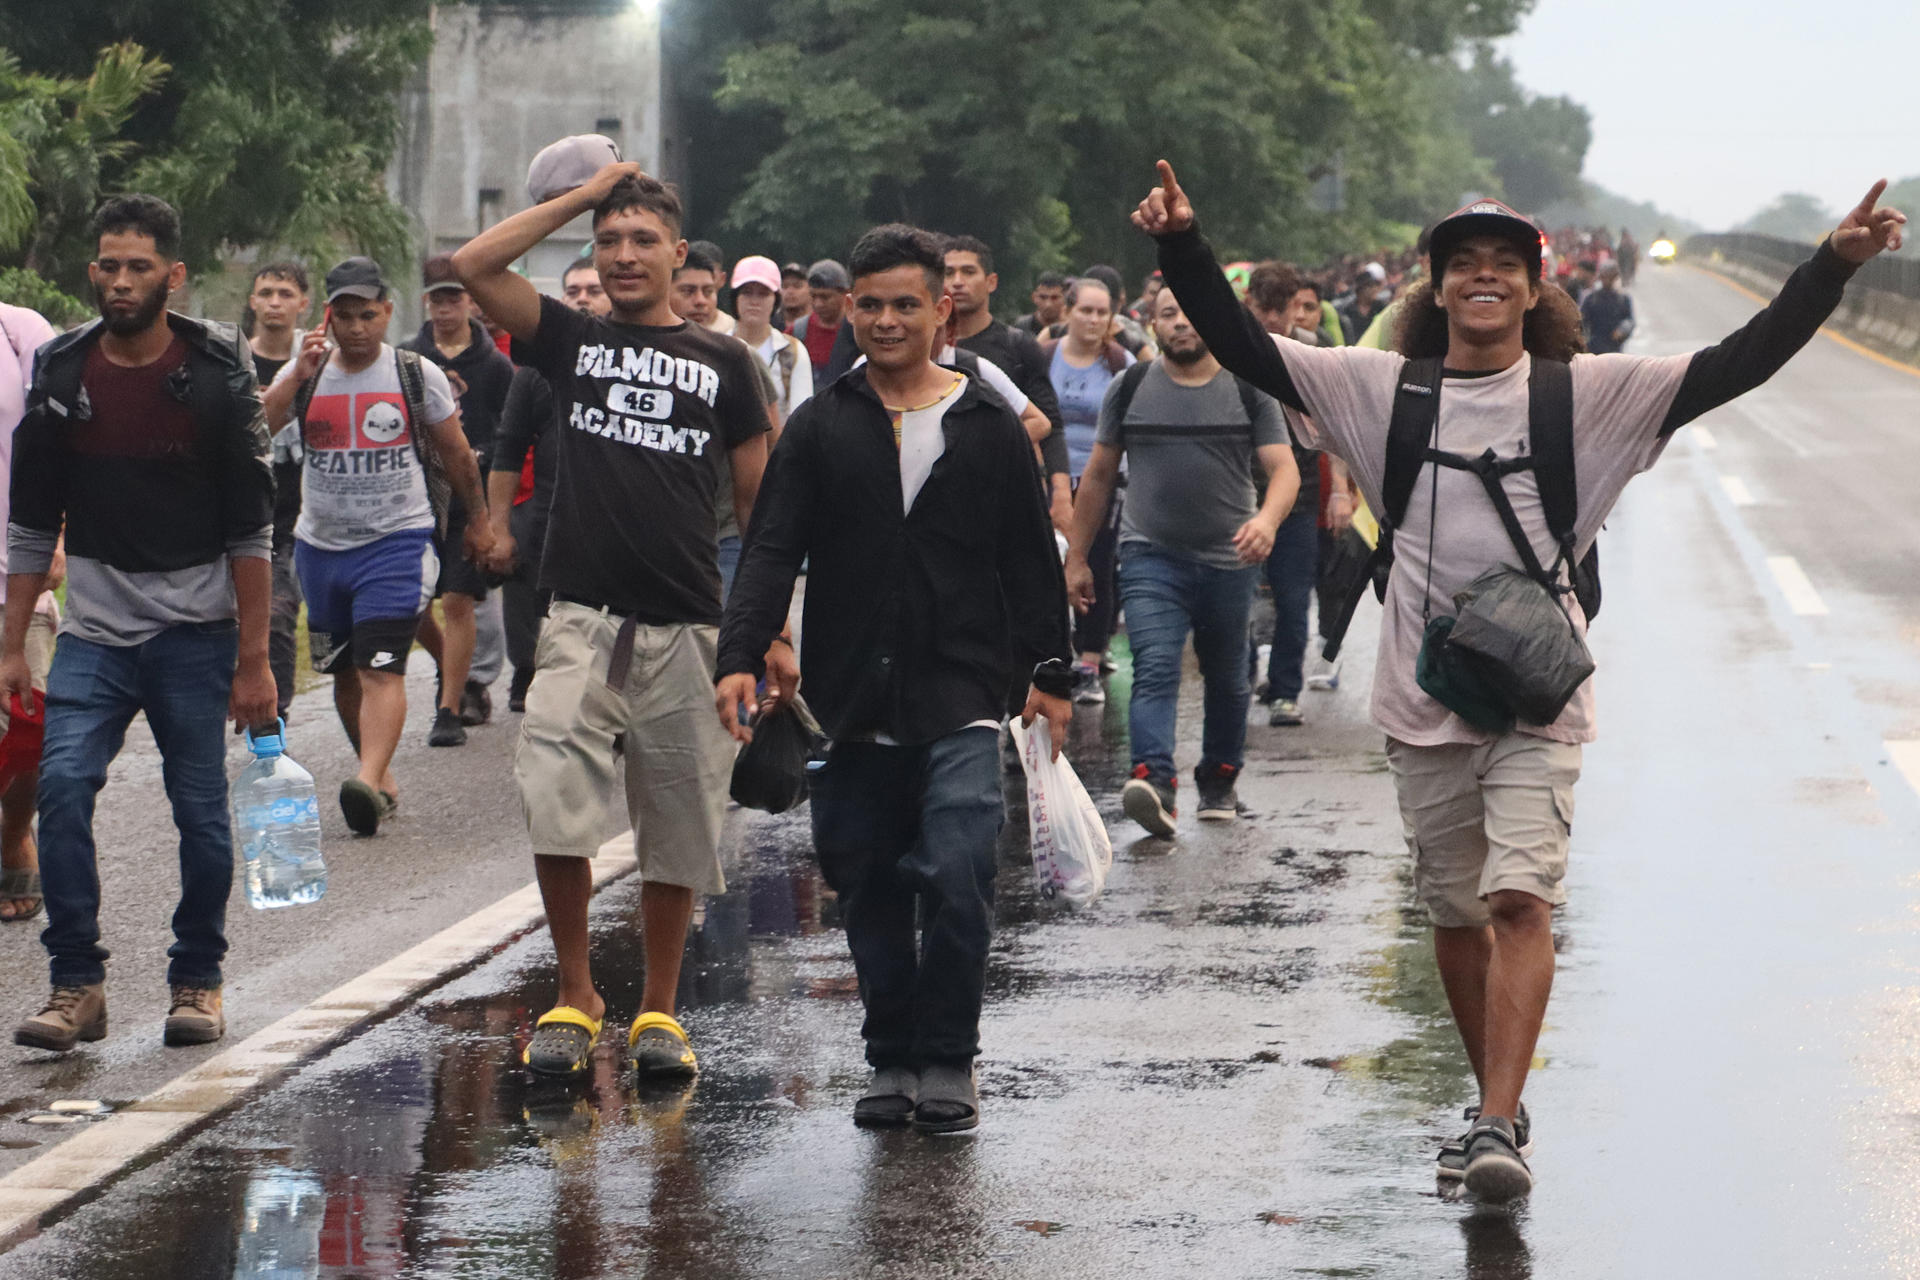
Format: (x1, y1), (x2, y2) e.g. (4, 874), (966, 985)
(1415, 615), (1517, 734)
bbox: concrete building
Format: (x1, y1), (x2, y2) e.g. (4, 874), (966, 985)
(389, 3), (669, 318)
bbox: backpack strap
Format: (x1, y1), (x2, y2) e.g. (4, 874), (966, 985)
(774, 337), (796, 405)
(393, 348), (453, 540)
(1104, 361), (1154, 445)
(1527, 356), (1600, 617)
(1319, 356), (1442, 661)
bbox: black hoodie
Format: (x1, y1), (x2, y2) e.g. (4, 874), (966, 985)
(401, 316), (515, 461)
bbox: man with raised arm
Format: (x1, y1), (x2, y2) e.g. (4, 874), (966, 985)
(1135, 161), (1903, 1203)
(452, 152), (781, 1084)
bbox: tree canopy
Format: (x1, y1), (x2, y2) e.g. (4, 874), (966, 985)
(1739, 192), (1835, 243)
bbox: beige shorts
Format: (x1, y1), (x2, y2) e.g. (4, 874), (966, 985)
(1386, 733), (1581, 929)
(512, 602), (734, 894)
(0, 611), (56, 737)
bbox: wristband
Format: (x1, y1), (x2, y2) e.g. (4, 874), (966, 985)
(1030, 658), (1076, 700)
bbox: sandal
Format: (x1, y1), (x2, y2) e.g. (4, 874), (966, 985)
(522, 1006), (603, 1078)
(853, 1066), (918, 1129)
(911, 1063), (979, 1135)
(627, 1011), (698, 1079)
(0, 868), (42, 922)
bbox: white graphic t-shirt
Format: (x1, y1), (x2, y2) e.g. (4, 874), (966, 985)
(275, 345), (456, 551)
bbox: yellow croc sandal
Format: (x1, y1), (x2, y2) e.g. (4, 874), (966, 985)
(627, 1011), (699, 1079)
(523, 1006), (603, 1078)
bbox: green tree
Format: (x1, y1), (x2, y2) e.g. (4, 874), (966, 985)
(1739, 192), (1834, 242)
(0, 0), (433, 294)
(1452, 47), (1591, 212)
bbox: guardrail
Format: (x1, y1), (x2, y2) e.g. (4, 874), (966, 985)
(1685, 231), (1920, 366)
(1686, 232), (1920, 300)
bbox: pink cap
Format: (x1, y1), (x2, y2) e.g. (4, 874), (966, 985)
(730, 255), (782, 294)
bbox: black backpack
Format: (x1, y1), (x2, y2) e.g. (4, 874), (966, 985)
(1320, 356), (1599, 661)
(1106, 359), (1267, 435)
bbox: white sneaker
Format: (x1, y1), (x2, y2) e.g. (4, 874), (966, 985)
(1305, 654), (1341, 691)
(1074, 681), (1105, 705)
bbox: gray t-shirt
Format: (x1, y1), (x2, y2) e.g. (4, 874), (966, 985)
(1095, 362), (1286, 568)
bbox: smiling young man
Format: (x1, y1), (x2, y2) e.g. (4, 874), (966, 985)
(1138, 162), (1906, 1202)
(8, 195), (277, 1052)
(264, 258), (489, 837)
(453, 156), (778, 1084)
(716, 223), (1074, 1135)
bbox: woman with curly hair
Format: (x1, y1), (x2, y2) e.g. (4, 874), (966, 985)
(1135, 160), (1904, 1205)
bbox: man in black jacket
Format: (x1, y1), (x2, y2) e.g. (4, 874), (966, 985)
(717, 223), (1075, 1136)
(6, 195), (277, 1053)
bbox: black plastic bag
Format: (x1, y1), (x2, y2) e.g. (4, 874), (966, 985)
(729, 694), (826, 814)
(1430, 565), (1595, 728)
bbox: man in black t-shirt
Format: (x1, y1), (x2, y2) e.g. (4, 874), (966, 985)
(454, 157), (789, 1084)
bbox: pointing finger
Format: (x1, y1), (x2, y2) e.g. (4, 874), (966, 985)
(1157, 159), (1180, 200)
(1856, 178), (1888, 218)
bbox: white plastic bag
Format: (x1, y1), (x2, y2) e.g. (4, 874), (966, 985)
(1010, 717), (1113, 907)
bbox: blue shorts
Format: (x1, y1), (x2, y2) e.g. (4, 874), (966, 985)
(295, 530), (438, 674)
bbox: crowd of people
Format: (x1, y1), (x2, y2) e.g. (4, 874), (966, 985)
(0, 125), (1903, 1206)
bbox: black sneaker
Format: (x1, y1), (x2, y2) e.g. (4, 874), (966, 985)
(1437, 1102), (1531, 1181)
(508, 667), (533, 714)
(428, 706), (467, 747)
(1194, 762), (1245, 821)
(459, 680), (492, 726)
(1462, 1114), (1533, 1203)
(1121, 765), (1177, 837)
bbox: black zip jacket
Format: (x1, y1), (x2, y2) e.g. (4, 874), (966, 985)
(717, 365), (1072, 745)
(401, 317), (515, 460)
(1155, 224), (1858, 437)
(14, 312), (273, 573)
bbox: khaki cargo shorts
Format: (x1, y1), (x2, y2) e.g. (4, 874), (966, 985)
(1385, 733), (1581, 929)
(513, 601), (734, 895)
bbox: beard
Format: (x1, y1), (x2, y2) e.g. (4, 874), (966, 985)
(1162, 336), (1209, 365)
(96, 280), (170, 336)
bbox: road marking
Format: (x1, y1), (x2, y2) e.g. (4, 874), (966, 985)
(1887, 742), (1920, 801)
(1686, 263), (1920, 382)
(0, 834), (641, 1252)
(1766, 556), (1829, 617)
(1719, 475), (1755, 506)
(1692, 426), (1718, 451)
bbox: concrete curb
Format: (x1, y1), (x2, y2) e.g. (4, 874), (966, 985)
(0, 834), (640, 1253)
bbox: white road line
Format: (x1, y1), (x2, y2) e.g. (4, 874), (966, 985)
(1692, 426), (1718, 450)
(1719, 475), (1756, 506)
(1888, 741), (1920, 800)
(1766, 556), (1829, 617)
(0, 834), (641, 1251)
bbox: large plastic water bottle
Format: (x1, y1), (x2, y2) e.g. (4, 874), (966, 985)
(232, 722), (327, 909)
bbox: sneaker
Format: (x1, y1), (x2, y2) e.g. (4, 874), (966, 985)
(1462, 1114), (1533, 1203)
(459, 680), (492, 727)
(508, 667), (534, 714)
(428, 706), (467, 747)
(1072, 662), (1105, 705)
(163, 985), (224, 1046)
(628, 1011), (699, 1079)
(339, 778), (397, 836)
(1437, 1103), (1531, 1181)
(1194, 763), (1245, 820)
(1305, 654), (1341, 691)
(14, 984), (106, 1052)
(1121, 765), (1178, 837)
(1268, 698), (1304, 727)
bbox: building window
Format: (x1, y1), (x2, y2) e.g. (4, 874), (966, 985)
(595, 117), (622, 143)
(478, 187), (502, 234)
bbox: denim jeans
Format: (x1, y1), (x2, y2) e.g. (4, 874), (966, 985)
(1117, 544), (1257, 779)
(717, 535), (742, 602)
(1262, 503), (1320, 702)
(38, 622), (239, 988)
(808, 727), (1004, 1070)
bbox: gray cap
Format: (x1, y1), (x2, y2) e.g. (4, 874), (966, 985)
(324, 256), (387, 303)
(806, 258), (850, 291)
(526, 134), (622, 205)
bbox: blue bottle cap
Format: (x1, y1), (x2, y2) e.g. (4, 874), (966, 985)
(245, 719), (287, 758)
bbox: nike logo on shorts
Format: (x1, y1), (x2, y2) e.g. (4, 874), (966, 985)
(369, 651), (398, 668)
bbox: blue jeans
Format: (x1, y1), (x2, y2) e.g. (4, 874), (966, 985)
(1262, 503), (1320, 702)
(717, 535), (742, 602)
(38, 623), (239, 988)
(808, 727), (1004, 1069)
(1117, 545), (1257, 780)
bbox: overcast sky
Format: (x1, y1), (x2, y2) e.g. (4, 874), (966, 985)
(1500, 1), (1918, 230)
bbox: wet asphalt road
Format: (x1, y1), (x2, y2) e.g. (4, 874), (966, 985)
(7, 262), (1920, 1277)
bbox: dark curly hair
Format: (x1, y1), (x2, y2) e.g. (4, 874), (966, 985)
(1390, 278), (1586, 362)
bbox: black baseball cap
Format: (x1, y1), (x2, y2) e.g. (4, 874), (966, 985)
(1427, 199), (1544, 279)
(780, 261), (808, 282)
(324, 256), (388, 303)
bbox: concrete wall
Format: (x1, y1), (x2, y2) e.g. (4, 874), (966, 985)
(1691, 249), (1920, 370)
(389, 4), (665, 323)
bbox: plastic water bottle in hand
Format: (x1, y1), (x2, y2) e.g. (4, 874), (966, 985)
(232, 722), (327, 909)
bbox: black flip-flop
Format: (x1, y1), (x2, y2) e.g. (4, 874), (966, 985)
(0, 868), (42, 922)
(911, 1064), (979, 1135)
(854, 1066), (918, 1129)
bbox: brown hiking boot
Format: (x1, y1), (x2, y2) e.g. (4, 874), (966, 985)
(163, 985), (224, 1046)
(15, 984), (107, 1052)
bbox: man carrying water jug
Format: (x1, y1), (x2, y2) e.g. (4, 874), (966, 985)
(4, 195), (277, 1053)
